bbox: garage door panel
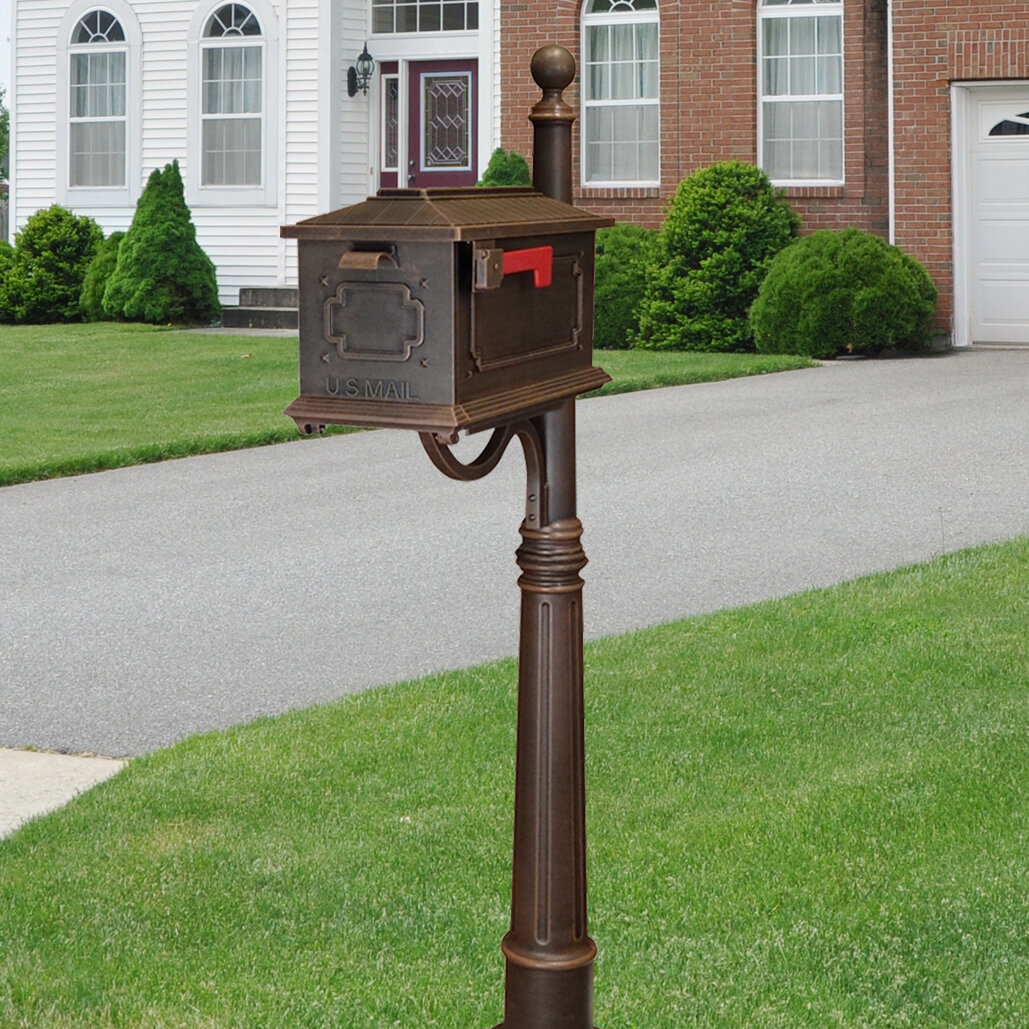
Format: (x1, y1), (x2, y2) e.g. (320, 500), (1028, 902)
(969, 90), (1029, 344)
(974, 220), (1029, 262)
(974, 156), (1029, 203)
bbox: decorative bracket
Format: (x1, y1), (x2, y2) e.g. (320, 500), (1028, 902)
(419, 417), (549, 528)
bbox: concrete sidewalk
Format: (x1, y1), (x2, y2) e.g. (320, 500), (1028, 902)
(0, 748), (126, 839)
(2, 347), (1027, 837)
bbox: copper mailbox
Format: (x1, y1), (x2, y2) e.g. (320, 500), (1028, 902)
(280, 187), (613, 437)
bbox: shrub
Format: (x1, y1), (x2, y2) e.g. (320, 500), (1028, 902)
(634, 161), (801, 353)
(749, 228), (939, 359)
(593, 222), (656, 349)
(103, 160), (220, 325)
(478, 148), (532, 187)
(0, 205), (103, 323)
(0, 240), (13, 322)
(80, 231), (125, 321)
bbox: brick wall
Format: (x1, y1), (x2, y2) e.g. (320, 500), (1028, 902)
(501, 1), (1029, 339)
(501, 0), (889, 234)
(893, 2), (1029, 332)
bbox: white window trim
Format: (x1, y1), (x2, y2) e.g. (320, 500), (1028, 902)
(580, 2), (661, 189)
(186, 0), (279, 208)
(56, 1), (142, 207)
(757, 0), (845, 188)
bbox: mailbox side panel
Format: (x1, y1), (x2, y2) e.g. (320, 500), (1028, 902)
(458, 231), (599, 406)
(296, 240), (456, 410)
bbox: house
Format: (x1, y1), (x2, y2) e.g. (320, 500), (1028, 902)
(9, 0), (498, 314)
(500, 0), (1029, 347)
(9, 1), (1029, 345)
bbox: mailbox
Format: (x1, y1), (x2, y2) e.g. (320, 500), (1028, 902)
(280, 186), (613, 437)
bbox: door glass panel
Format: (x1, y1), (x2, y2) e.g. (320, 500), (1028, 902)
(422, 72), (471, 169)
(382, 76), (400, 171)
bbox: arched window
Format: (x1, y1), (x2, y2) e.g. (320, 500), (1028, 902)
(581, 0), (660, 187)
(201, 4), (264, 186)
(69, 10), (127, 188)
(758, 0), (843, 184)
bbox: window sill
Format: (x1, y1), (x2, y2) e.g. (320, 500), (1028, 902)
(59, 185), (135, 208)
(778, 184), (847, 198)
(578, 185), (662, 199)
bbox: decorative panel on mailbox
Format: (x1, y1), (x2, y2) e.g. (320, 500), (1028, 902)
(280, 187), (613, 436)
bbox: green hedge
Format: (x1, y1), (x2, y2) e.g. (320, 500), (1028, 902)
(477, 148), (532, 187)
(103, 160), (220, 325)
(749, 228), (938, 358)
(593, 223), (656, 350)
(0, 205), (102, 324)
(634, 162), (800, 353)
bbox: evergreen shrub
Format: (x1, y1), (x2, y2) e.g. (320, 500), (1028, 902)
(80, 231), (125, 321)
(634, 161), (801, 353)
(0, 205), (103, 323)
(477, 148), (532, 187)
(0, 241), (13, 323)
(749, 228), (939, 359)
(103, 160), (220, 325)
(593, 222), (656, 349)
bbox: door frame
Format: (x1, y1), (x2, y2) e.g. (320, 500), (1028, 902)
(366, 28), (494, 194)
(407, 59), (479, 188)
(951, 80), (1029, 347)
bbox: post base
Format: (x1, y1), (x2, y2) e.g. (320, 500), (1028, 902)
(492, 961), (596, 1029)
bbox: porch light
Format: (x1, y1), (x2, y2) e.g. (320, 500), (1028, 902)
(347, 43), (375, 97)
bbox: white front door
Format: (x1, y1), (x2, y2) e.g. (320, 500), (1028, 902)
(961, 85), (1029, 344)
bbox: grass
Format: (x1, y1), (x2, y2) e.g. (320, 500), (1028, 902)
(589, 348), (814, 397)
(2, 537), (1027, 1028)
(0, 323), (815, 486)
(0, 323), (351, 486)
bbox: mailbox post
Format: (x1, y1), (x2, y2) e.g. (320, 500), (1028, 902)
(283, 46), (606, 1029)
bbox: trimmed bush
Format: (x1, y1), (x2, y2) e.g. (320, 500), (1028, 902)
(749, 228), (939, 359)
(634, 161), (801, 353)
(80, 231), (126, 322)
(593, 222), (656, 349)
(477, 148), (532, 187)
(0, 205), (103, 324)
(103, 160), (220, 325)
(0, 241), (13, 322)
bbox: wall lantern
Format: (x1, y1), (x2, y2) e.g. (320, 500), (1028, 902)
(347, 42), (374, 97)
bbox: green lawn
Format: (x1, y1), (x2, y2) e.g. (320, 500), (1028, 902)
(2, 538), (1027, 1028)
(0, 323), (815, 486)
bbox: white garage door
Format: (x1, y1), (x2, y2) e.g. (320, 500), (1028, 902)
(968, 87), (1029, 344)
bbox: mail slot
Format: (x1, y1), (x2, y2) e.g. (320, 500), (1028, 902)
(280, 187), (614, 436)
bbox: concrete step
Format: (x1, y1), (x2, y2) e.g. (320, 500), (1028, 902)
(238, 286), (299, 308)
(220, 305), (298, 330)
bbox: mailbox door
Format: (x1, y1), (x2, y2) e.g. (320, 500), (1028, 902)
(459, 231), (597, 402)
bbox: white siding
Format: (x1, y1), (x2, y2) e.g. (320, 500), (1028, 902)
(280, 0), (326, 290)
(337, 0), (374, 205)
(11, 3), (65, 236)
(11, 0), (496, 305)
(11, 0), (347, 307)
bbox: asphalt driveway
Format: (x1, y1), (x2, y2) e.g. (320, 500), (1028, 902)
(2, 347), (1026, 758)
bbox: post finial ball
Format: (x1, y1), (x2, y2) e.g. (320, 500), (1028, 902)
(531, 45), (576, 92)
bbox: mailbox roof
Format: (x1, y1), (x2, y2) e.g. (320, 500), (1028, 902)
(281, 187), (613, 242)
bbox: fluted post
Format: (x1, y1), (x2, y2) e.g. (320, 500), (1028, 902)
(493, 46), (597, 1029)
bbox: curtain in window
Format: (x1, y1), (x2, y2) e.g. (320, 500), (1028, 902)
(201, 9), (263, 187)
(759, 1), (843, 182)
(582, 0), (660, 185)
(69, 27), (127, 187)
